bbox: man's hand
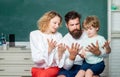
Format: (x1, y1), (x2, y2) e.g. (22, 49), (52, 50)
(79, 49), (86, 59)
(67, 43), (82, 60)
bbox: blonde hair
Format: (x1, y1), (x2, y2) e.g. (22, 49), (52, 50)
(37, 11), (62, 32)
(83, 15), (100, 31)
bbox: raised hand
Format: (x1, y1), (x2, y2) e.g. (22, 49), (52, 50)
(86, 41), (101, 56)
(57, 43), (66, 60)
(47, 39), (57, 54)
(103, 40), (111, 54)
(67, 43), (82, 60)
(79, 49), (86, 59)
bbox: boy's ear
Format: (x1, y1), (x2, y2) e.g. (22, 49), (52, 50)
(96, 27), (99, 31)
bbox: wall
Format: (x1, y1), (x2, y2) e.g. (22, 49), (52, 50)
(0, 0), (107, 41)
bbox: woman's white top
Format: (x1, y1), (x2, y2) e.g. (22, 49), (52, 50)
(30, 30), (62, 69)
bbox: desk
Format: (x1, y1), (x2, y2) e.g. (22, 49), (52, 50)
(0, 48), (33, 77)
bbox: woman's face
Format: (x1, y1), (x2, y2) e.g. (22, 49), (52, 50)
(48, 16), (61, 33)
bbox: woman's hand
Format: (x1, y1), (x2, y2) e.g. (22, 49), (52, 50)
(47, 39), (57, 54)
(57, 43), (66, 60)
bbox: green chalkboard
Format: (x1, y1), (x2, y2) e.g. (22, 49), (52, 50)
(0, 0), (107, 41)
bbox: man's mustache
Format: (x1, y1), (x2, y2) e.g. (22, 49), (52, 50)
(72, 29), (80, 32)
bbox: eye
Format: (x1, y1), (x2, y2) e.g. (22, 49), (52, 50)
(70, 24), (74, 26)
(76, 23), (80, 25)
(85, 28), (88, 31)
(53, 22), (56, 24)
(89, 28), (92, 30)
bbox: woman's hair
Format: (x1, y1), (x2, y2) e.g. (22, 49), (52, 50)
(37, 11), (62, 32)
(82, 15), (100, 31)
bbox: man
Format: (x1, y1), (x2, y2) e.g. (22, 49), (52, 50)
(57, 11), (111, 77)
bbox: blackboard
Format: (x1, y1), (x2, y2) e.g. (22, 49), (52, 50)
(0, 0), (107, 41)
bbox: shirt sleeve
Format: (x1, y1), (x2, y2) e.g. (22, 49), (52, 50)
(55, 49), (74, 70)
(63, 57), (74, 70)
(55, 33), (74, 69)
(98, 36), (109, 58)
(55, 50), (66, 68)
(62, 49), (74, 70)
(30, 32), (48, 65)
(54, 33), (64, 67)
(99, 48), (109, 58)
(48, 32), (63, 66)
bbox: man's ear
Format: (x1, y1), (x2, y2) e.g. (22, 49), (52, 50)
(65, 23), (68, 28)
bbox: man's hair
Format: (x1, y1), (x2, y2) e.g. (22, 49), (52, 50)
(65, 11), (82, 39)
(65, 11), (81, 24)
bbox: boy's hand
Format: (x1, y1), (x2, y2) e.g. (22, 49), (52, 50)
(86, 41), (101, 56)
(103, 40), (111, 54)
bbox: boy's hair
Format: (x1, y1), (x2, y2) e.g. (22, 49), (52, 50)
(83, 15), (100, 31)
(37, 11), (62, 32)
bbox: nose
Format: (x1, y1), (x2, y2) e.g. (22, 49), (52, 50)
(86, 29), (90, 33)
(75, 25), (77, 29)
(55, 24), (59, 29)
(74, 25), (78, 29)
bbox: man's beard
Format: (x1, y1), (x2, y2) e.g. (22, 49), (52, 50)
(69, 29), (82, 39)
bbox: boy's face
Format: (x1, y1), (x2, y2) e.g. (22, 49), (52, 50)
(84, 26), (98, 38)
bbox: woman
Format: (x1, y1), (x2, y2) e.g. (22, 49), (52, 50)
(30, 11), (62, 77)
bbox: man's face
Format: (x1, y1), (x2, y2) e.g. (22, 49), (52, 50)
(66, 18), (82, 39)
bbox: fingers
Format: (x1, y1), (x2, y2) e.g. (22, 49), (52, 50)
(71, 43), (80, 50)
(87, 41), (98, 49)
(106, 40), (111, 44)
(102, 40), (111, 48)
(104, 40), (111, 46)
(58, 43), (67, 54)
(106, 40), (111, 45)
(86, 41), (100, 55)
(71, 43), (74, 49)
(79, 54), (85, 58)
(107, 40), (111, 44)
(51, 39), (57, 46)
(58, 43), (66, 48)
(47, 39), (57, 52)
(79, 46), (83, 51)
(86, 45), (93, 52)
(87, 44), (94, 51)
(71, 43), (83, 55)
(48, 39), (57, 45)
